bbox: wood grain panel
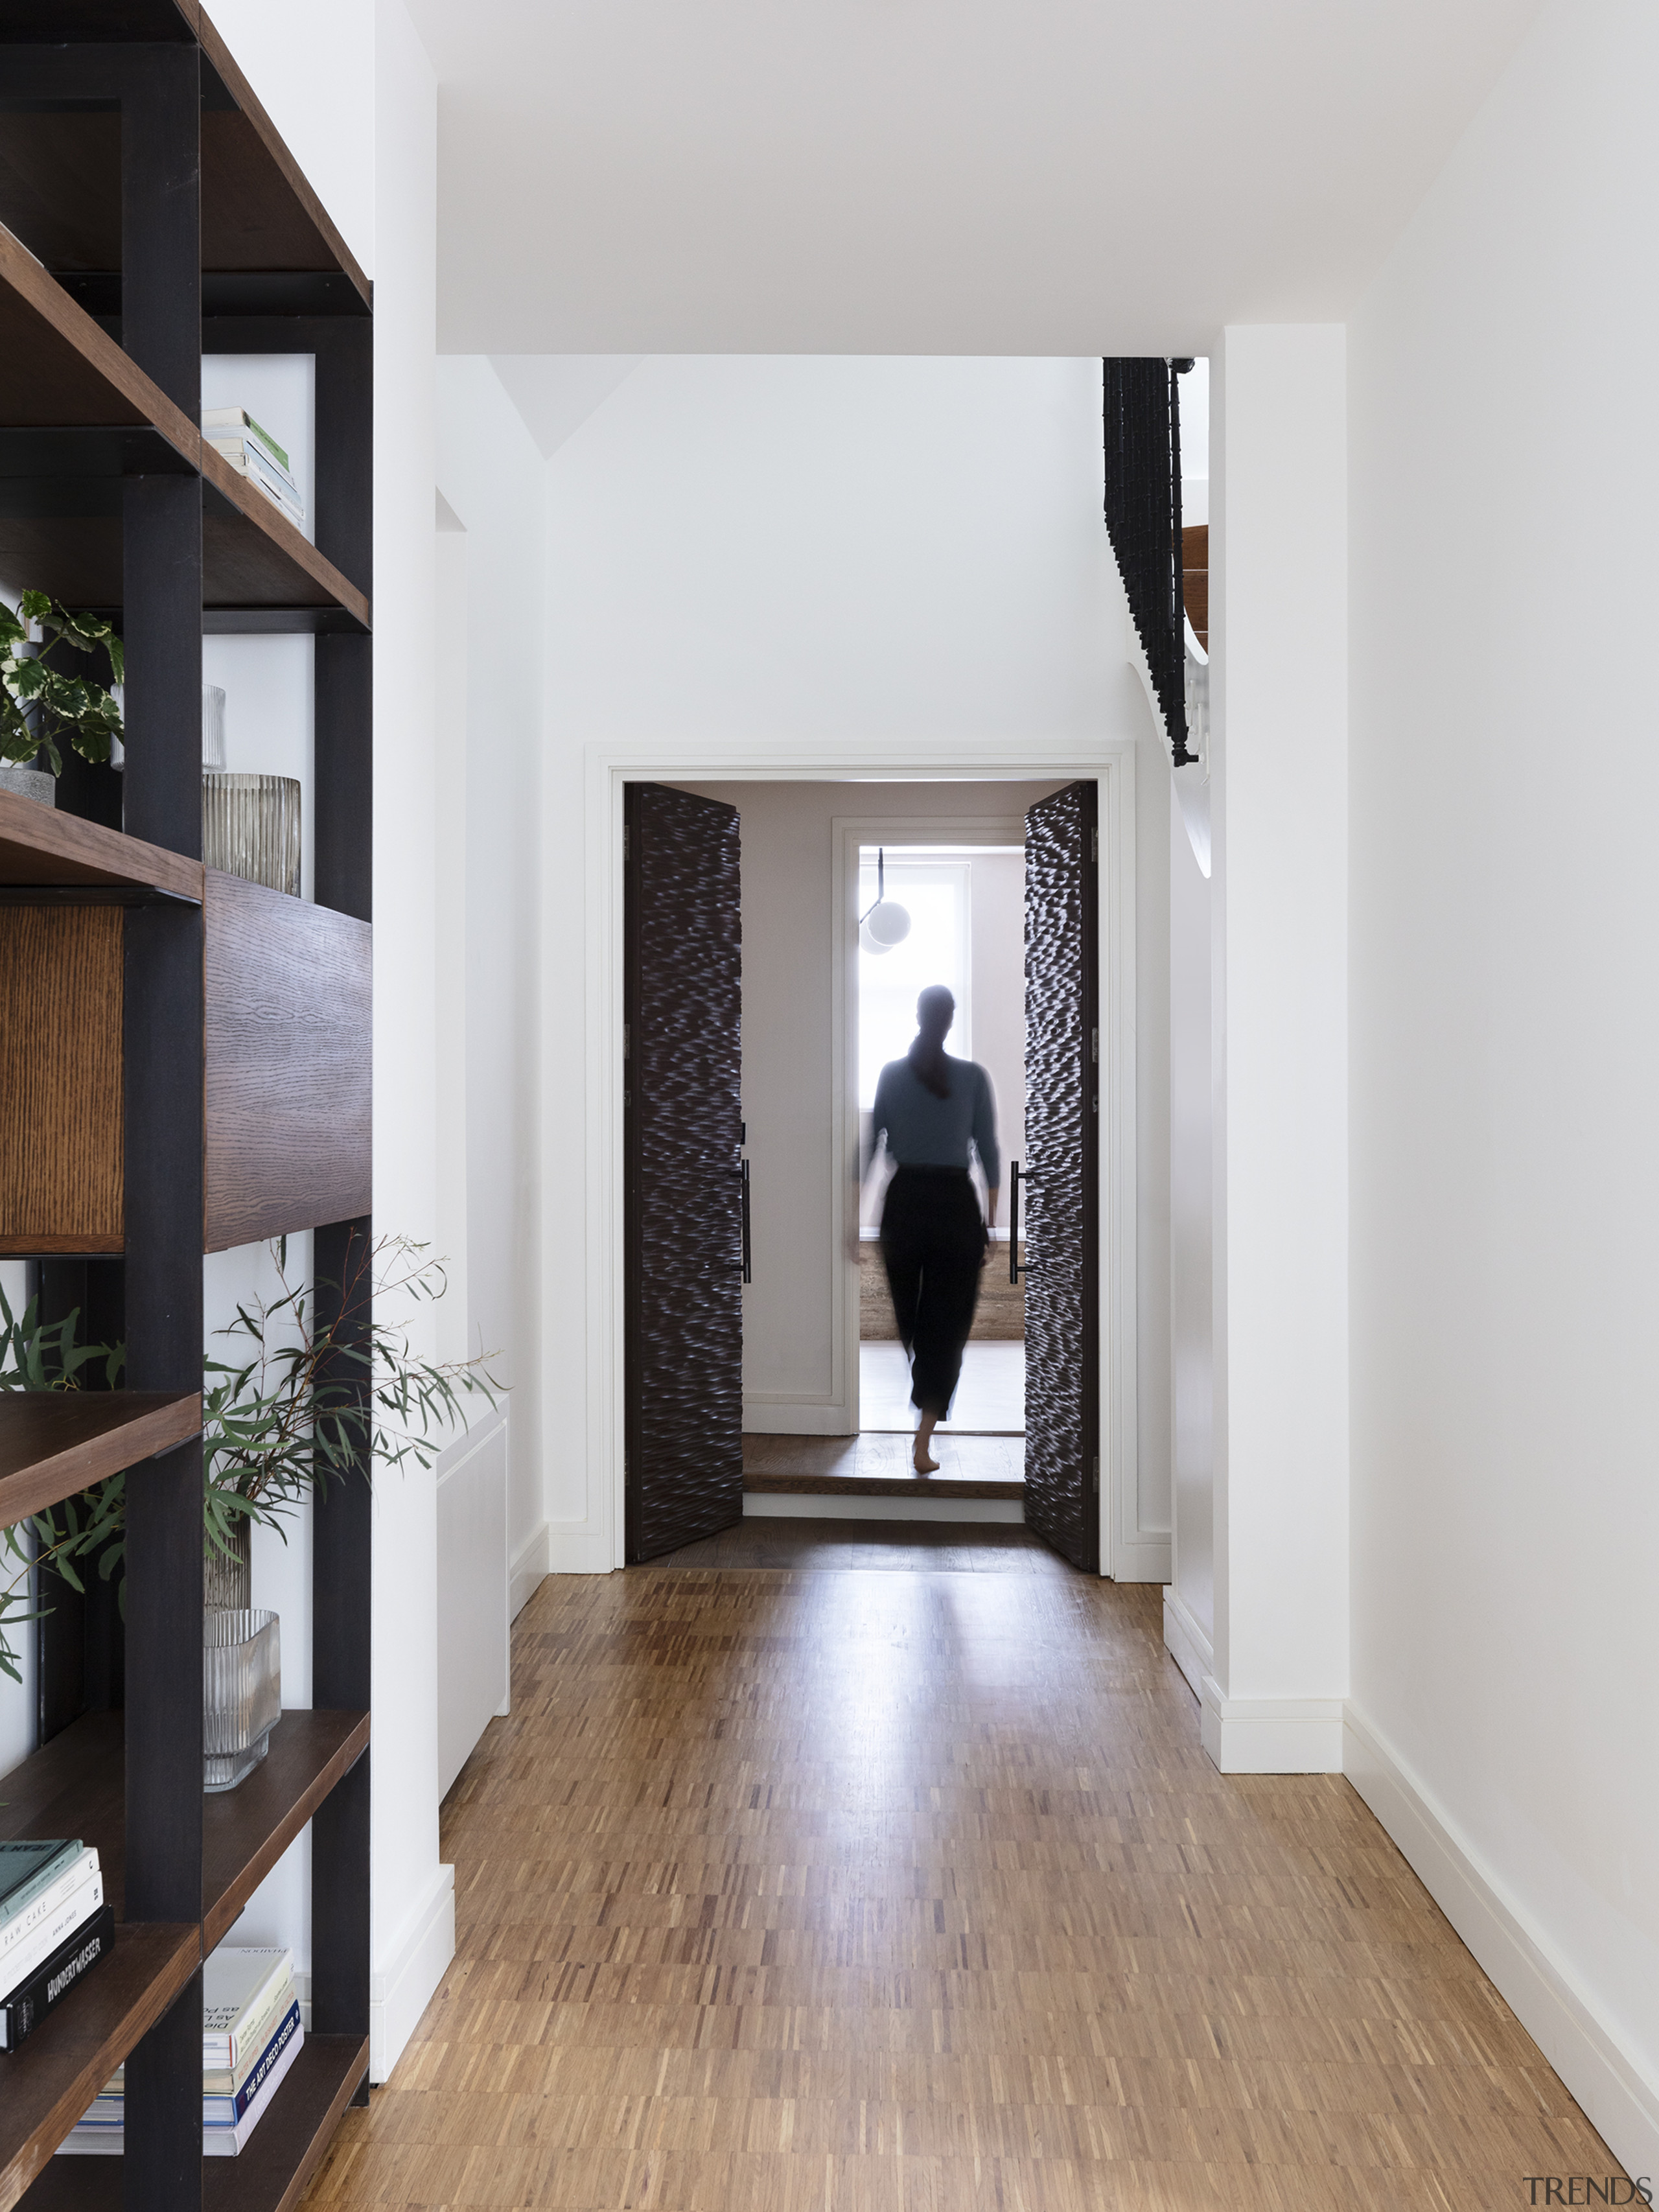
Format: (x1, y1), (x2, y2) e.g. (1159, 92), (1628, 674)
(0, 792), (203, 900)
(0, 1391), (200, 1525)
(0, 1921), (199, 2212)
(0, 907), (122, 1254)
(203, 870), (371, 1250)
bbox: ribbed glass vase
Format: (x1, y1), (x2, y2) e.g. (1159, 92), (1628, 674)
(203, 1609), (281, 1793)
(202, 772), (301, 896)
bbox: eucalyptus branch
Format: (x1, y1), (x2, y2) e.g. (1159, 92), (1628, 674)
(0, 1239), (497, 1679)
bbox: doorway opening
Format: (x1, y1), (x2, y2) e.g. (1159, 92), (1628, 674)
(854, 842), (1025, 1494)
(616, 768), (1127, 1572)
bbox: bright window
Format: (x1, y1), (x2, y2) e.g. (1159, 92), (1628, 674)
(857, 856), (970, 1110)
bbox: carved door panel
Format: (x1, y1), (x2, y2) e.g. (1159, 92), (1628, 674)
(1023, 780), (1100, 1572)
(623, 782), (744, 1561)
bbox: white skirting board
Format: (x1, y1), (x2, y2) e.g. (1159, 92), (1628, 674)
(510, 1519), (551, 1617)
(1343, 1704), (1659, 2184)
(370, 1862), (455, 2084)
(1161, 1586), (1212, 1701)
(1200, 1677), (1345, 1774)
(435, 1406), (511, 1804)
(743, 1492), (1024, 1524)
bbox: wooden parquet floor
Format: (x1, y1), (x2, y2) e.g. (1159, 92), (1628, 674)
(302, 1524), (1621, 2211)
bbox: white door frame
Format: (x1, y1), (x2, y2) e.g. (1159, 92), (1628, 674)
(578, 739), (1139, 1577)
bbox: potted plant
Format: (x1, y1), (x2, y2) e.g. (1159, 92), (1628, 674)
(0, 590), (126, 808)
(0, 1237), (496, 1719)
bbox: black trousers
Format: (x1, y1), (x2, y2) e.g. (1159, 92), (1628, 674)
(879, 1166), (987, 1417)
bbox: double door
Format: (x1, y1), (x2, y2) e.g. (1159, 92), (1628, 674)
(622, 779), (1099, 1571)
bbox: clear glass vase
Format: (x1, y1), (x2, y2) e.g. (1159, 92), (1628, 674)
(203, 1609), (281, 1793)
(202, 773), (301, 897)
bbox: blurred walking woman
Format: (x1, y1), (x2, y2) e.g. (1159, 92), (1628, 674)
(869, 985), (1000, 1473)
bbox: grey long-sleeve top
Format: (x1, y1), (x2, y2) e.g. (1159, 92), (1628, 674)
(870, 1054), (1001, 1187)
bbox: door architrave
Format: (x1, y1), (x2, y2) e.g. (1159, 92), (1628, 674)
(579, 741), (1141, 1576)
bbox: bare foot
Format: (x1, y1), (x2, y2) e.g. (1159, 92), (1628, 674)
(914, 1412), (940, 1474)
(913, 1448), (939, 1474)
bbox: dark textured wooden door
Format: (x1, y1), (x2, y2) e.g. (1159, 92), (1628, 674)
(623, 782), (745, 1562)
(1023, 780), (1100, 1572)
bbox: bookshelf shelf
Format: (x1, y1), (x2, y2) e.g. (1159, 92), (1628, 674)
(0, 793), (205, 903)
(15, 2034), (371, 2212)
(0, 234), (371, 634)
(0, 1920), (200, 2211)
(0, 1393), (202, 1526)
(0, 1711), (371, 1946)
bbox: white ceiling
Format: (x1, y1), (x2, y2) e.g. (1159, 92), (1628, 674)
(408, 0), (1544, 356)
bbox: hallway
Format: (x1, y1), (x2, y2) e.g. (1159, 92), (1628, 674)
(306, 1541), (1619, 2210)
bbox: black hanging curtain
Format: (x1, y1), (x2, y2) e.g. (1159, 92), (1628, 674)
(1102, 358), (1194, 767)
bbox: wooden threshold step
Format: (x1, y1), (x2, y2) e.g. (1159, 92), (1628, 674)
(745, 1467), (1022, 1502)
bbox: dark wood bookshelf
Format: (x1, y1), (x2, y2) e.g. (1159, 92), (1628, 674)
(0, 1921), (200, 2209)
(0, 0), (376, 2200)
(0, 1392), (202, 1524)
(15, 2033), (369, 2212)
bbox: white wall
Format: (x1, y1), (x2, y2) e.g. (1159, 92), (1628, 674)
(1203, 325), (1349, 1773)
(435, 357), (546, 1605)
(540, 357), (1172, 1566)
(1347, 0), (1659, 2172)
(676, 782), (1062, 1431)
(1164, 780), (1212, 1695)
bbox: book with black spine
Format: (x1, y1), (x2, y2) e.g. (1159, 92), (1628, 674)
(0, 1903), (114, 2050)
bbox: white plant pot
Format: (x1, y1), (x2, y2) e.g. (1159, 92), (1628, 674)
(0, 765), (54, 808)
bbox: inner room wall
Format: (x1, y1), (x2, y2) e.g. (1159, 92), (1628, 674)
(674, 782), (1062, 1432)
(539, 355), (1174, 1571)
(1345, 0), (1659, 2170)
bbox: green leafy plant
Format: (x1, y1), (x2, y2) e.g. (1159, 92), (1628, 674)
(0, 1289), (127, 1684)
(0, 1236), (496, 1683)
(0, 590), (125, 774)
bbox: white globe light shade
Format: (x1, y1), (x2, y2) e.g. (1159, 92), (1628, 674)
(864, 900), (911, 947)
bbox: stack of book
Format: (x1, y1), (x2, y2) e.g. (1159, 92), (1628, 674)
(203, 406), (307, 530)
(0, 1839), (112, 2051)
(59, 1945), (303, 2158)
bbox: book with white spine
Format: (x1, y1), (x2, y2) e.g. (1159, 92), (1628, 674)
(59, 2016), (305, 2156)
(0, 1858), (104, 2000)
(0, 1846), (97, 1962)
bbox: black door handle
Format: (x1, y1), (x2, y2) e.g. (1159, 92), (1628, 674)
(1009, 1161), (1020, 1284)
(741, 1156), (752, 1284)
